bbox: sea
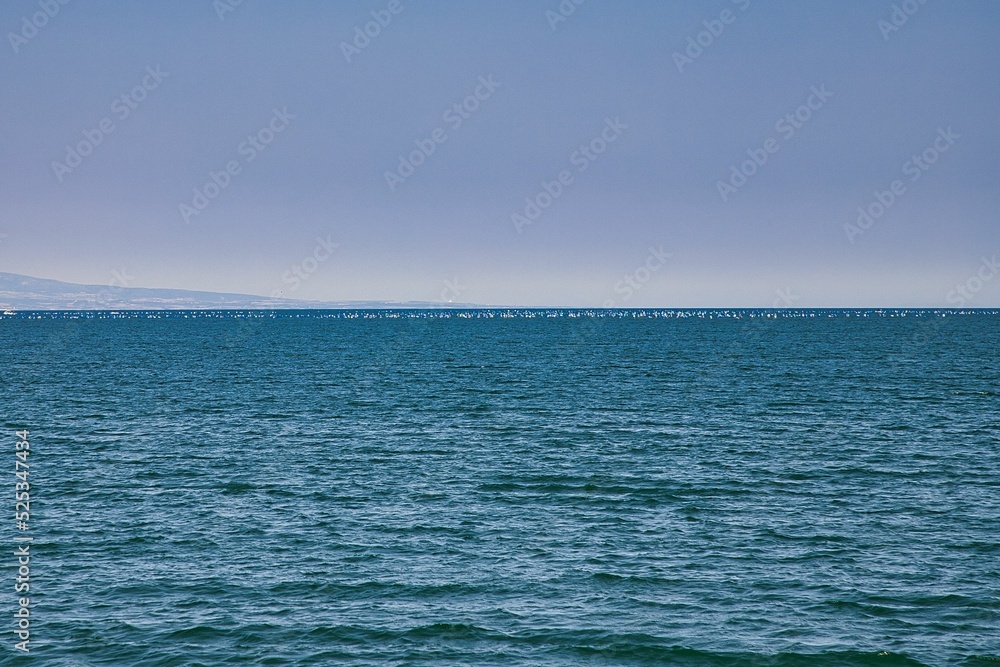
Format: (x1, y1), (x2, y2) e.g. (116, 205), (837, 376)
(0, 309), (997, 666)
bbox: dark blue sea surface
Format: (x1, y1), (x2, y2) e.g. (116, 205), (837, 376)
(1, 309), (998, 665)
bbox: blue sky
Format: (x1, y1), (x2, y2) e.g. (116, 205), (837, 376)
(1, 0), (998, 306)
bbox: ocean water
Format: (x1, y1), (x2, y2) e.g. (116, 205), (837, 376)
(1, 309), (998, 666)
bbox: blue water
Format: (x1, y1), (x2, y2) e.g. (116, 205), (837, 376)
(1, 309), (998, 665)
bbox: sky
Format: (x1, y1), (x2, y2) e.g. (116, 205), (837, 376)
(1, 0), (998, 307)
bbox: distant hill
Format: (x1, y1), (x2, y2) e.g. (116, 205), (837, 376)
(0, 273), (476, 310)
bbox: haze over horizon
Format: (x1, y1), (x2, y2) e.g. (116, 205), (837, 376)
(2, 1), (998, 307)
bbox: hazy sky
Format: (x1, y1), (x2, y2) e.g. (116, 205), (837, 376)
(1, 1), (998, 307)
